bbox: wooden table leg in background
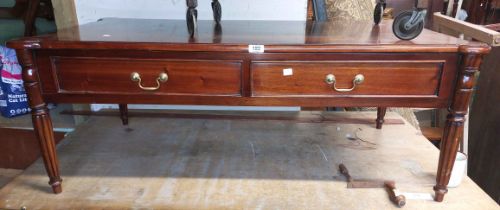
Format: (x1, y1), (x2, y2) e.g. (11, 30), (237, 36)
(376, 107), (387, 129)
(17, 49), (62, 194)
(433, 46), (489, 202)
(119, 104), (128, 125)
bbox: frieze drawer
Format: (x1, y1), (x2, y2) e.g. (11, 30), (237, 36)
(51, 57), (243, 96)
(251, 61), (445, 97)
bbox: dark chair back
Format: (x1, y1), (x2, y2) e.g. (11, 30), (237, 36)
(0, 0), (53, 36)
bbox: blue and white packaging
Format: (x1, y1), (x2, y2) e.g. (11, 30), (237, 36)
(0, 46), (31, 118)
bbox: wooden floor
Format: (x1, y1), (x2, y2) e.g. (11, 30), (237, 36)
(0, 111), (497, 210)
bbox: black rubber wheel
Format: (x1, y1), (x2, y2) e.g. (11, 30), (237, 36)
(212, 0), (222, 24)
(186, 8), (198, 37)
(392, 11), (424, 40)
(374, 3), (384, 25)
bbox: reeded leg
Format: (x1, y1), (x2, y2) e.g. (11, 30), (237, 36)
(33, 106), (63, 193)
(434, 113), (463, 201)
(376, 107), (387, 129)
(433, 46), (489, 202)
(17, 49), (62, 194)
(119, 104), (128, 125)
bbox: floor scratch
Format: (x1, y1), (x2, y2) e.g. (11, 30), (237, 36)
(316, 144), (328, 162)
(249, 141), (256, 161)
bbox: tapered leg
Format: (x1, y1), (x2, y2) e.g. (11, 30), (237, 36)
(376, 107), (387, 129)
(33, 106), (63, 193)
(433, 46), (489, 202)
(434, 113), (463, 201)
(119, 104), (128, 125)
(17, 49), (62, 194)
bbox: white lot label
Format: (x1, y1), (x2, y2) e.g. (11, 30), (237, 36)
(283, 68), (293, 76)
(248, 45), (265, 53)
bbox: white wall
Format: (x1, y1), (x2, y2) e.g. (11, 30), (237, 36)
(74, 0), (305, 111)
(75, 0), (308, 24)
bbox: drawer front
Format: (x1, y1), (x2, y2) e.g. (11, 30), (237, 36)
(251, 61), (444, 97)
(53, 57), (242, 96)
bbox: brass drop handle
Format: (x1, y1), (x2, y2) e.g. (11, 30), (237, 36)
(325, 74), (365, 92)
(130, 72), (168, 91)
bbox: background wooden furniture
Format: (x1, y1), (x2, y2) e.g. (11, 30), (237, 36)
(469, 22), (500, 204)
(434, 12), (500, 46)
(465, 0), (500, 24)
(469, 40), (500, 205)
(0, 0), (55, 44)
(50, 0), (78, 30)
(0, 103), (75, 169)
(0, 128), (65, 169)
(0, 0), (54, 36)
(7, 18), (490, 202)
(0, 0), (39, 37)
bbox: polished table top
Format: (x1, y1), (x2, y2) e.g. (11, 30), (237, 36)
(8, 18), (473, 52)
